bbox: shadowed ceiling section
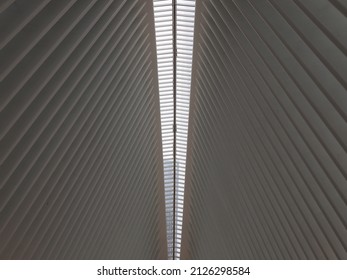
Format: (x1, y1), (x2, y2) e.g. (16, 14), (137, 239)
(181, 0), (347, 259)
(0, 0), (167, 259)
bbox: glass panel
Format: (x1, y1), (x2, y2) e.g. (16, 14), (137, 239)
(154, 0), (195, 260)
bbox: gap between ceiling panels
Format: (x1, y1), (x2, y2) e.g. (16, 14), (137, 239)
(153, 0), (196, 260)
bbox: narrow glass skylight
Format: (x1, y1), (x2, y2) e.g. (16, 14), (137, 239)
(174, 0), (195, 260)
(153, 0), (175, 260)
(153, 0), (195, 260)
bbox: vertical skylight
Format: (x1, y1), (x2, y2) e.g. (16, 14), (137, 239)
(153, 0), (175, 260)
(153, 0), (195, 260)
(174, 0), (195, 260)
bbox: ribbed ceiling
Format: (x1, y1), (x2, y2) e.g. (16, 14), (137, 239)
(0, 0), (167, 259)
(181, 0), (347, 259)
(1, 0), (346, 260)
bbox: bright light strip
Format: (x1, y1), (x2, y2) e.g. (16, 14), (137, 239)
(153, 0), (195, 260)
(174, 0), (195, 260)
(153, 0), (175, 260)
